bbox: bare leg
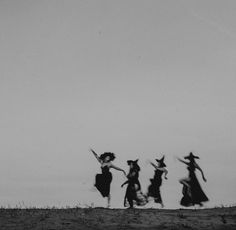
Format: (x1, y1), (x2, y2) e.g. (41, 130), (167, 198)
(107, 194), (111, 208)
(128, 198), (133, 209)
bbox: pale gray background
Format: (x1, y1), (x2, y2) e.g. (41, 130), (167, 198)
(0, 0), (236, 208)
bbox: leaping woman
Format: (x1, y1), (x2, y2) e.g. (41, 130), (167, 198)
(90, 148), (126, 208)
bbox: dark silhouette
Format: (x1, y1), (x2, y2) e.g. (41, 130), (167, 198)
(147, 156), (168, 208)
(90, 148), (126, 208)
(178, 152), (209, 207)
(121, 159), (147, 208)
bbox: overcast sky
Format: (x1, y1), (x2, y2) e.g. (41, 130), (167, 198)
(0, 0), (236, 208)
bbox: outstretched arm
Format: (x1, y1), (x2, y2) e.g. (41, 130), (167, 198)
(110, 164), (126, 176)
(150, 162), (158, 170)
(195, 162), (207, 182)
(177, 158), (189, 165)
(90, 148), (102, 163)
(150, 161), (168, 179)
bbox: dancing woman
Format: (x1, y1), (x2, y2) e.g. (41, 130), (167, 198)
(147, 156), (168, 208)
(121, 159), (147, 208)
(178, 152), (209, 207)
(90, 149), (126, 208)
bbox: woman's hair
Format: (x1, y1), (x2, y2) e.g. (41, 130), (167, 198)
(133, 163), (140, 172)
(99, 152), (116, 161)
(127, 160), (140, 172)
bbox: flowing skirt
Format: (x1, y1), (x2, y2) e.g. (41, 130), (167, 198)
(95, 172), (112, 197)
(147, 179), (163, 204)
(124, 181), (147, 207)
(180, 174), (209, 207)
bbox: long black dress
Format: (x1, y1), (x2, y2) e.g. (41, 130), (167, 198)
(95, 165), (112, 197)
(124, 170), (147, 207)
(180, 162), (209, 207)
(147, 169), (164, 204)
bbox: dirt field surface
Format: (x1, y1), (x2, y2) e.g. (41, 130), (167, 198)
(0, 206), (235, 230)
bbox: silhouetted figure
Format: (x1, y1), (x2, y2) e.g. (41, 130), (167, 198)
(147, 156), (168, 208)
(121, 159), (147, 208)
(178, 152), (209, 207)
(90, 149), (126, 208)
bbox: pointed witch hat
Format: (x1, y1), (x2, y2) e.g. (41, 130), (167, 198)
(155, 155), (166, 167)
(184, 152), (199, 161)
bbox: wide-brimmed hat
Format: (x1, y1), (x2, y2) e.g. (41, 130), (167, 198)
(155, 156), (166, 167)
(99, 152), (115, 161)
(184, 152), (199, 160)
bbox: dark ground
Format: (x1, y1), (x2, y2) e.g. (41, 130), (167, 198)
(0, 206), (235, 230)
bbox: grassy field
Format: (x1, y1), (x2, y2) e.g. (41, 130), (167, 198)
(0, 206), (235, 230)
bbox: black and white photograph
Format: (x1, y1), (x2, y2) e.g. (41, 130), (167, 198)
(0, 0), (236, 229)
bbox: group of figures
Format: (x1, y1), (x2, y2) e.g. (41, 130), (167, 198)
(90, 149), (209, 208)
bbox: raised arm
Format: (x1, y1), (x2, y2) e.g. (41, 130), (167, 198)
(195, 162), (207, 182)
(90, 148), (102, 163)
